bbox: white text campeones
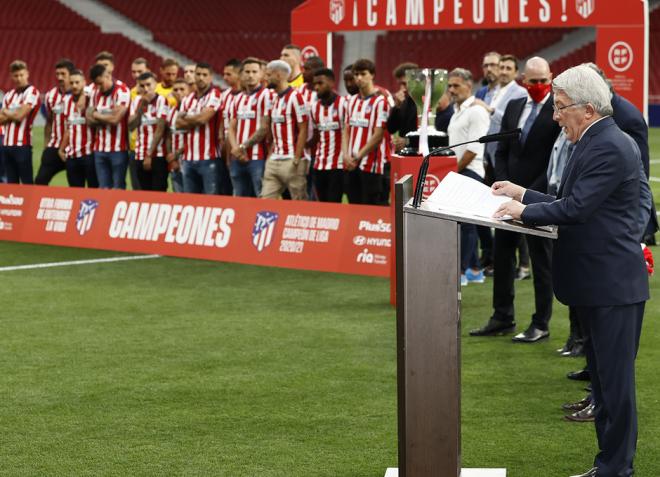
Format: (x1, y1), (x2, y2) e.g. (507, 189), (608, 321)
(109, 201), (234, 248)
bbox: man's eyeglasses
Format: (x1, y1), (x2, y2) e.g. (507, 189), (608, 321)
(552, 102), (584, 114)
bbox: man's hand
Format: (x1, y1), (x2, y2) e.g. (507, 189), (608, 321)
(57, 149), (67, 162)
(344, 156), (359, 172)
(141, 92), (156, 105)
(393, 89), (406, 107)
(436, 92), (451, 112)
(143, 156), (152, 171)
(492, 181), (525, 202)
(392, 136), (406, 152)
(494, 200), (526, 220)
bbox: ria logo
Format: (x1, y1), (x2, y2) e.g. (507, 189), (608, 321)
(75, 199), (99, 236)
(252, 211), (279, 252)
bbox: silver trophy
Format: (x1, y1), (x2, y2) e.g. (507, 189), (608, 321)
(399, 68), (450, 156)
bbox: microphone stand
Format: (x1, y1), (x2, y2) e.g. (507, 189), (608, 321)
(411, 128), (521, 209)
(412, 140), (479, 209)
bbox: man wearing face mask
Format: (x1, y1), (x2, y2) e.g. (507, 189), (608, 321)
(470, 57), (560, 342)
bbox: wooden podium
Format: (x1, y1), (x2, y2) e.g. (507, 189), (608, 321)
(390, 175), (557, 477)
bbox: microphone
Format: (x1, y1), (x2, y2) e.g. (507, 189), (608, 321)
(478, 128), (522, 144)
(411, 129), (521, 208)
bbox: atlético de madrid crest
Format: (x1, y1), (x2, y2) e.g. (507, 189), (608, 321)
(252, 211), (279, 252)
(576, 0), (595, 19)
(76, 199), (99, 236)
(330, 0), (345, 25)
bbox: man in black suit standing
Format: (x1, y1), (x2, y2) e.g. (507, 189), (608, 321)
(470, 57), (560, 342)
(493, 64), (649, 477)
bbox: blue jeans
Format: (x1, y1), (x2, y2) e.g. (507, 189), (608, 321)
(230, 159), (264, 197)
(182, 160), (218, 194)
(170, 169), (184, 192)
(94, 151), (128, 189)
(459, 168), (483, 273)
(3, 146), (33, 184)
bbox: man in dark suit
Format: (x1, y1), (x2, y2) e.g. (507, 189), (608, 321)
(470, 57), (560, 342)
(560, 63), (655, 362)
(493, 64), (649, 477)
(590, 63), (658, 244)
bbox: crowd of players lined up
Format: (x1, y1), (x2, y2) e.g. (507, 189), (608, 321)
(0, 45), (412, 205)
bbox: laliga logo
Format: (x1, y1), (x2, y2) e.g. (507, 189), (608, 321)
(423, 174), (440, 199)
(608, 41), (634, 73)
(301, 45), (319, 63)
(76, 199), (99, 236)
(329, 0), (345, 25)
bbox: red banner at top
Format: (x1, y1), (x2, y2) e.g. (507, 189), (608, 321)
(292, 0), (643, 32)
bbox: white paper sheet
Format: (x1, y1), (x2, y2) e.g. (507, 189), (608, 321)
(425, 171), (512, 219)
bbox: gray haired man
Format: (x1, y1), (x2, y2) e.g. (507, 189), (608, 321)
(493, 65), (649, 477)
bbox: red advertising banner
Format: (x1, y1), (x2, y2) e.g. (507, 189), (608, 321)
(596, 26), (646, 111)
(293, 0), (642, 32)
(0, 185), (392, 278)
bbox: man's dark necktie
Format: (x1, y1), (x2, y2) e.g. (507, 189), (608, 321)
(520, 101), (539, 145)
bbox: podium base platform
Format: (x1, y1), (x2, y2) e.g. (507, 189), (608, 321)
(384, 468), (506, 477)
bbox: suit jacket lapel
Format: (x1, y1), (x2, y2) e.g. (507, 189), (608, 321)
(556, 117), (614, 197)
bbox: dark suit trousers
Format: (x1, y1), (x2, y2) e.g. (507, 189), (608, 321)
(574, 302), (644, 477)
(492, 229), (553, 329)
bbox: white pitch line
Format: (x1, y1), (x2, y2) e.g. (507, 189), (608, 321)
(0, 254), (160, 272)
(649, 177), (660, 182)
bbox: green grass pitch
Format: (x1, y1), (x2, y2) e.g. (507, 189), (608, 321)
(0, 128), (658, 476)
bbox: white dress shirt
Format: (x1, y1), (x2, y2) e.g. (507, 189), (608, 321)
(447, 95), (491, 178)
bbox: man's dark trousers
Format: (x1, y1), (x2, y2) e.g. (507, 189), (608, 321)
(493, 229), (553, 329)
(575, 302), (644, 477)
(35, 147), (66, 185)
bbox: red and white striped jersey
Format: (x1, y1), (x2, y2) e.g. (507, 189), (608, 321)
(1, 85), (40, 147)
(347, 93), (391, 175)
(62, 94), (93, 158)
(297, 83), (317, 105)
(130, 95), (168, 160)
(231, 86), (272, 160)
(310, 95), (347, 170)
(269, 87), (308, 160)
(167, 106), (186, 155)
(219, 88), (240, 137)
(181, 86), (222, 161)
(44, 87), (70, 148)
(90, 82), (131, 152)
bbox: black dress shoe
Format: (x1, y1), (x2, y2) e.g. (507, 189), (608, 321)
(564, 402), (596, 422)
(469, 318), (515, 337)
(569, 467), (598, 477)
(557, 334), (576, 354)
(562, 394), (592, 412)
(567, 369), (590, 381)
(512, 324), (549, 343)
(561, 342), (585, 357)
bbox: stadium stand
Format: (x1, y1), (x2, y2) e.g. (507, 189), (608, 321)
(0, 1), (162, 92)
(100, 0), (304, 73)
(375, 29), (570, 91)
(549, 42), (596, 79)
